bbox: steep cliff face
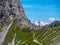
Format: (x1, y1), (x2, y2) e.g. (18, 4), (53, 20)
(0, 0), (36, 28)
(0, 0), (21, 16)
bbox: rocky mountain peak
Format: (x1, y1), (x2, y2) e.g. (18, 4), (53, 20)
(0, 0), (39, 29)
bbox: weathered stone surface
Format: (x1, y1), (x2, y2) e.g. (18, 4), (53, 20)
(0, 0), (21, 16)
(0, 0), (39, 29)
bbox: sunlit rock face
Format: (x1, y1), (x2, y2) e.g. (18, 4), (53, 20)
(0, 0), (39, 29)
(0, 0), (28, 25)
(0, 0), (21, 16)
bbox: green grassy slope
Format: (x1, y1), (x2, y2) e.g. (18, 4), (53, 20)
(4, 21), (60, 45)
(0, 24), (3, 31)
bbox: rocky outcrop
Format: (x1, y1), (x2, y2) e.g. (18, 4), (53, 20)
(49, 21), (60, 27)
(0, 0), (20, 16)
(0, 0), (39, 29)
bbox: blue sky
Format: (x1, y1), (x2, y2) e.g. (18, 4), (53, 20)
(21, 0), (60, 23)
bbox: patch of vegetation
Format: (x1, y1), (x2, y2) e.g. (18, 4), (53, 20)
(0, 24), (3, 32)
(3, 16), (9, 21)
(4, 21), (60, 45)
(4, 18), (19, 45)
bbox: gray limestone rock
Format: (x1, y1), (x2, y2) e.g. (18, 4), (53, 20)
(0, 0), (39, 29)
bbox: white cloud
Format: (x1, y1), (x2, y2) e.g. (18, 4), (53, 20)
(40, 21), (49, 26)
(49, 18), (55, 21)
(34, 21), (39, 26)
(32, 21), (49, 26)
